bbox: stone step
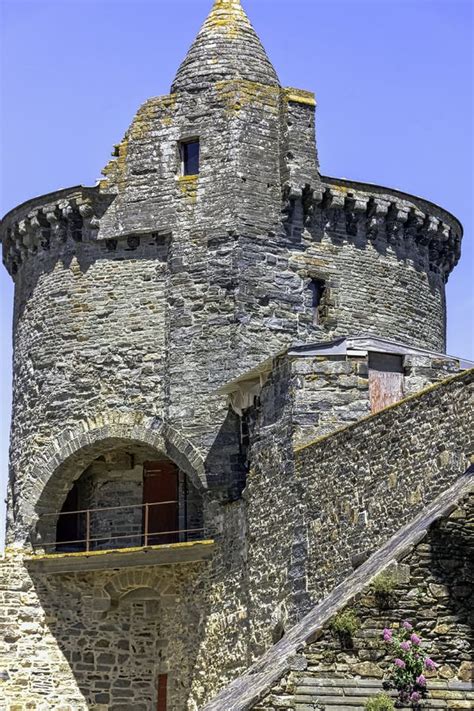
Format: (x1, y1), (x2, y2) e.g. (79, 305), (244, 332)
(297, 678), (382, 689)
(296, 687), (345, 696)
(296, 695), (370, 706)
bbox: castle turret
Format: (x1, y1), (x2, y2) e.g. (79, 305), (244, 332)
(171, 0), (280, 91)
(0, 2), (468, 710)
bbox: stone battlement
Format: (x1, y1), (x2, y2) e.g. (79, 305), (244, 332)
(0, 185), (107, 277)
(295, 176), (462, 279)
(0, 171), (462, 280)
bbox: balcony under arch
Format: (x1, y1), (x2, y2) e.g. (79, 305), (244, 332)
(30, 441), (214, 573)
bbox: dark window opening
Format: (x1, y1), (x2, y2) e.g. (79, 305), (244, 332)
(308, 278), (327, 326)
(56, 483), (82, 552)
(181, 140), (200, 176)
(272, 622), (286, 644)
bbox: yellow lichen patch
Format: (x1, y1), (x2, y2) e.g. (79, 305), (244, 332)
(284, 87), (317, 107)
(130, 102), (157, 142)
(101, 136), (129, 191)
(131, 94), (177, 136)
(205, 0), (248, 38)
(216, 79), (280, 115)
(178, 175), (199, 204)
(28, 539), (215, 561)
(289, 254), (329, 270)
(150, 93), (177, 110)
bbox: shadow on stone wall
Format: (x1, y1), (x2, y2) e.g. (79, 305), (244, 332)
(27, 563), (208, 710)
(14, 231), (169, 322)
(426, 502), (474, 673)
(205, 406), (248, 500)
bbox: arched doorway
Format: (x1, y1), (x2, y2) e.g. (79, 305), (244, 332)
(42, 441), (203, 554)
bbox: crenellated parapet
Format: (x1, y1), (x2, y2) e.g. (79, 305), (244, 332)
(0, 186), (108, 277)
(286, 176), (463, 280)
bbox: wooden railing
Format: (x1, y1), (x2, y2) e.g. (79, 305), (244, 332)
(36, 500), (205, 553)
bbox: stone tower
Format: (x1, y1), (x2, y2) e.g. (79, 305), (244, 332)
(0, 2), (470, 710)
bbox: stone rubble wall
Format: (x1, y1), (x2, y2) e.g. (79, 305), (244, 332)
(255, 493), (474, 711)
(296, 370), (473, 603)
(0, 477), (249, 708)
(291, 351), (465, 446)
(0, 496), (251, 711)
(0, 555), (207, 710)
(243, 369), (473, 660)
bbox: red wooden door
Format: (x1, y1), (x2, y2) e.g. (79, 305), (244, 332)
(143, 461), (179, 545)
(157, 673), (168, 711)
(368, 353), (404, 414)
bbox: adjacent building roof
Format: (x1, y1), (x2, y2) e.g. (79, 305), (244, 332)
(218, 334), (474, 397)
(171, 0), (280, 92)
(288, 334), (474, 370)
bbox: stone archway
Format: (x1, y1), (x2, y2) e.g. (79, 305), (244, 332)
(104, 569), (177, 607)
(17, 411), (207, 548)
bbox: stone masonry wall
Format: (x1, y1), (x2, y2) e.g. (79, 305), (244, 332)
(8, 234), (170, 545)
(243, 370), (473, 661)
(291, 351), (466, 446)
(297, 370), (473, 601)
(0, 495), (251, 711)
(297, 187), (450, 352)
(2, 77), (463, 547)
(255, 493), (474, 711)
(0, 556), (209, 710)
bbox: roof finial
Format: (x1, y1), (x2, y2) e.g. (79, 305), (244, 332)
(207, 0), (247, 29)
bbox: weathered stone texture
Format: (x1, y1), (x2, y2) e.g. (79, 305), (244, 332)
(0, 556), (208, 710)
(255, 493), (474, 711)
(0, 0), (469, 709)
(259, 347), (464, 447)
(200, 474), (473, 711)
(244, 370), (473, 655)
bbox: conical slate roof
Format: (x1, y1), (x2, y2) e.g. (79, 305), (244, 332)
(171, 0), (280, 92)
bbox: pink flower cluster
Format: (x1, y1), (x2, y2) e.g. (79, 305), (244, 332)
(381, 622), (437, 706)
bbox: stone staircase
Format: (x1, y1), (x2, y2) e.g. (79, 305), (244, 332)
(202, 473), (474, 711)
(292, 677), (474, 711)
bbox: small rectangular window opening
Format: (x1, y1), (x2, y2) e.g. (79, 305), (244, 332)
(181, 140), (200, 176)
(308, 278), (326, 326)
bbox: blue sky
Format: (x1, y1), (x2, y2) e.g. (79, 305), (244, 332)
(0, 0), (473, 549)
